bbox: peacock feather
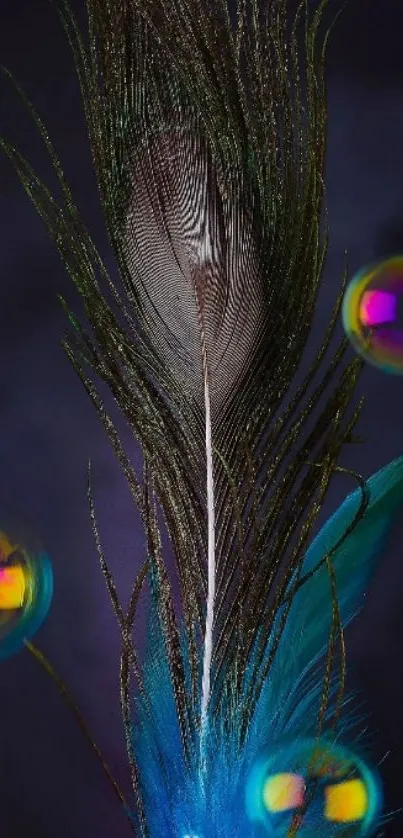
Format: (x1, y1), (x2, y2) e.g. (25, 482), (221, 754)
(2, 0), (403, 835)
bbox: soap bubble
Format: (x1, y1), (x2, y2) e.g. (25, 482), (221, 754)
(342, 256), (403, 374)
(0, 517), (53, 659)
(245, 738), (381, 836)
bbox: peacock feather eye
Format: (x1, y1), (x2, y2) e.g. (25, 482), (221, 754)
(245, 739), (382, 836)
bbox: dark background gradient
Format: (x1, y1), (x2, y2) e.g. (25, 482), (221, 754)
(0, 1), (403, 836)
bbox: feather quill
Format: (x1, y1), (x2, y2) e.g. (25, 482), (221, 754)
(2, 0), (403, 835)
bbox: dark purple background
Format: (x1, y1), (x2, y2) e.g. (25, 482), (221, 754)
(0, 1), (403, 836)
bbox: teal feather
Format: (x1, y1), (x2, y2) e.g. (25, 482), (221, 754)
(282, 455), (403, 683)
(252, 455), (403, 740)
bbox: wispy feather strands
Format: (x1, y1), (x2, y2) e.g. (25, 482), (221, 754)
(2, 0), (403, 835)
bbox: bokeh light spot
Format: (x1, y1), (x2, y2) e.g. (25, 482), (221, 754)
(342, 256), (403, 374)
(0, 519), (53, 659)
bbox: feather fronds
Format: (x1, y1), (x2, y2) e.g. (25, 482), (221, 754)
(132, 457), (403, 837)
(2, 0), (403, 835)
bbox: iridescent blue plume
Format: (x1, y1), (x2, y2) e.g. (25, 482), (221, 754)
(131, 458), (403, 837)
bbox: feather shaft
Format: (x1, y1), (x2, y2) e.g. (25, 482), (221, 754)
(200, 362), (216, 753)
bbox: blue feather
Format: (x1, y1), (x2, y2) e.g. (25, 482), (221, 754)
(261, 455), (403, 731)
(130, 457), (403, 837)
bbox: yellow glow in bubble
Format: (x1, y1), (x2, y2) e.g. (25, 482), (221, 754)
(0, 566), (26, 609)
(324, 778), (368, 823)
(263, 773), (305, 813)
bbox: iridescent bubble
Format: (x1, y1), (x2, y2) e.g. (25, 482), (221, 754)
(245, 738), (382, 836)
(342, 256), (403, 374)
(0, 518), (53, 659)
